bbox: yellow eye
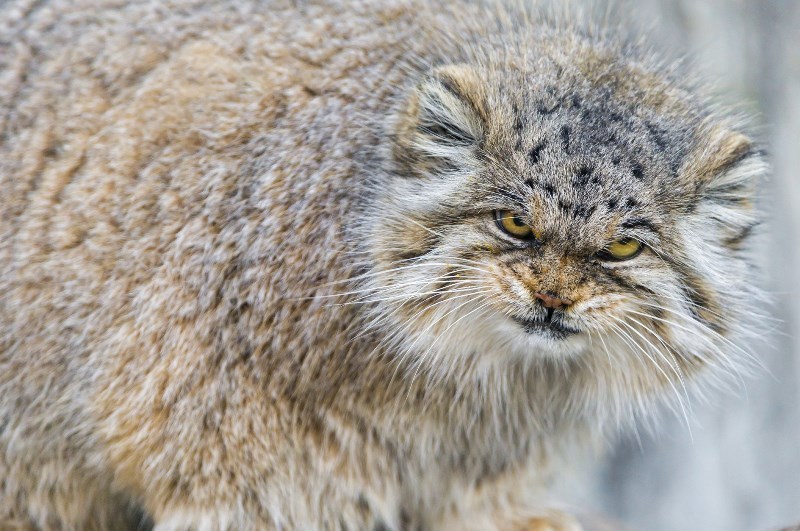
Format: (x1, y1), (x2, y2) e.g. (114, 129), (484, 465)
(600, 237), (644, 261)
(495, 210), (536, 239)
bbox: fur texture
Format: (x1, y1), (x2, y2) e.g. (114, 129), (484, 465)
(0, 0), (765, 529)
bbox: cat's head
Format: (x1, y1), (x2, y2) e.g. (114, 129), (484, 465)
(357, 35), (765, 406)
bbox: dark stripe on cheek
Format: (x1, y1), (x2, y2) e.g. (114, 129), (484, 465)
(599, 267), (655, 295)
(652, 252), (726, 332)
(512, 102), (525, 133)
(680, 273), (725, 333)
(724, 222), (758, 248)
(395, 248), (431, 261)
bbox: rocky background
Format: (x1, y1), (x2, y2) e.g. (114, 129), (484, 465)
(576, 2), (800, 530)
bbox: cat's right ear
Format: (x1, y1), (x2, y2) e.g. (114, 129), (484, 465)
(393, 65), (486, 176)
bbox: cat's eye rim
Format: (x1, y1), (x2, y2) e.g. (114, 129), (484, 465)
(596, 237), (644, 261)
(494, 209), (539, 240)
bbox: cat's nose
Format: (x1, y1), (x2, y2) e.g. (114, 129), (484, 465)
(533, 291), (573, 310)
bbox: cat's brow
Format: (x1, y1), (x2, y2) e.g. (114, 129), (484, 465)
(620, 217), (660, 236)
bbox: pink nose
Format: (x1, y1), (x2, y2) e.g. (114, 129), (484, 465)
(533, 292), (573, 310)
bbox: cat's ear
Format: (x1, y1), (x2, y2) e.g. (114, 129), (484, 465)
(682, 125), (766, 246)
(393, 65), (486, 175)
(683, 125), (764, 203)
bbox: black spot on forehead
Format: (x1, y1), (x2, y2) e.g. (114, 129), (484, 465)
(573, 204), (596, 219)
(645, 121), (669, 150)
(608, 111), (623, 123)
(535, 85), (560, 115)
(631, 161), (644, 180)
(492, 82), (699, 223)
(560, 125), (570, 153)
(511, 101), (525, 132)
(572, 166), (593, 187)
(529, 142), (545, 164)
(537, 101), (558, 115)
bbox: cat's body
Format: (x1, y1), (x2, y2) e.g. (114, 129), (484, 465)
(0, 1), (764, 529)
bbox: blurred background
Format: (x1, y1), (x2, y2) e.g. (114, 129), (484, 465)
(569, 1), (800, 530)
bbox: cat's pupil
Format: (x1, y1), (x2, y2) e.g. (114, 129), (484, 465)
(513, 216), (524, 227)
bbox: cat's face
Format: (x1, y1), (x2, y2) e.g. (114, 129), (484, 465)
(360, 47), (763, 391)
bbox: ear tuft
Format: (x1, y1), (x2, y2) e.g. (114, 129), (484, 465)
(681, 124), (766, 248)
(687, 126), (754, 185)
(415, 65), (485, 146)
(682, 124), (765, 204)
(394, 65), (485, 174)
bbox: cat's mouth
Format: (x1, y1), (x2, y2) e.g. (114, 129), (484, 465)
(510, 314), (580, 339)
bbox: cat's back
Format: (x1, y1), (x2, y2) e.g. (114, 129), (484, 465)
(0, 0), (293, 378)
(0, 0), (410, 491)
(0, 0), (407, 357)
(0, 1), (420, 525)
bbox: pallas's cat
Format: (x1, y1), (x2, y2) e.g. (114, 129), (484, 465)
(0, 0), (764, 529)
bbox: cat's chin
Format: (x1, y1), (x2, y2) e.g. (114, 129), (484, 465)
(509, 324), (590, 360)
(488, 313), (591, 361)
(402, 303), (590, 372)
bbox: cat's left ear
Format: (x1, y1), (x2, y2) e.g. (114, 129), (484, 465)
(684, 126), (763, 188)
(683, 125), (764, 204)
(682, 125), (766, 245)
(393, 65), (486, 175)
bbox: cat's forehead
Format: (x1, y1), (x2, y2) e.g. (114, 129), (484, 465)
(476, 79), (695, 243)
(491, 81), (691, 176)
(482, 57), (696, 181)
